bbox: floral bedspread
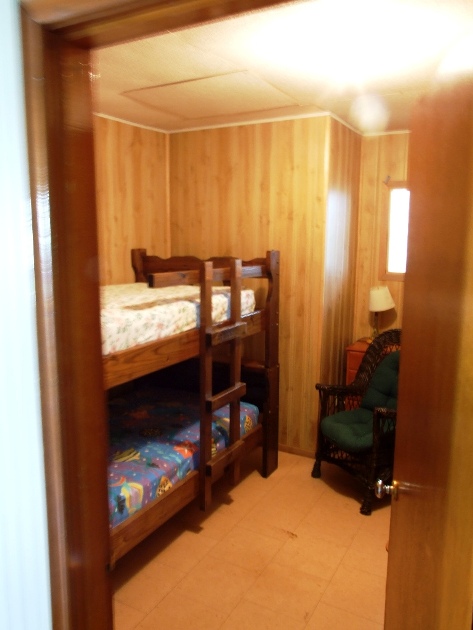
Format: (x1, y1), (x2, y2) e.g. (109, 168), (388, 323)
(100, 283), (255, 355)
(108, 386), (259, 528)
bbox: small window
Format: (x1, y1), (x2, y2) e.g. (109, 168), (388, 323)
(380, 181), (410, 280)
(387, 187), (410, 273)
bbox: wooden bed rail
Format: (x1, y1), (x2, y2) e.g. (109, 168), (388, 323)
(147, 266), (243, 287)
(131, 249), (275, 283)
(146, 264), (267, 286)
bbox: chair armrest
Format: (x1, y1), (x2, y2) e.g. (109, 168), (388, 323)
(315, 382), (364, 417)
(316, 383), (353, 395)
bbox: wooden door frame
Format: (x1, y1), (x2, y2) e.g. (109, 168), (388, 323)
(21, 1), (288, 628)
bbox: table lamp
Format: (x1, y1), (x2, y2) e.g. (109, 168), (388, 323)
(369, 286), (395, 337)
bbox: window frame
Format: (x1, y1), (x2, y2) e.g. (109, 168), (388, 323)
(379, 179), (409, 281)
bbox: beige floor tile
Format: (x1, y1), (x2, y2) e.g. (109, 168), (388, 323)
(215, 473), (275, 507)
(341, 544), (388, 581)
(281, 456), (324, 490)
(264, 475), (326, 512)
(176, 467), (278, 531)
(320, 564), (386, 625)
(173, 554), (258, 615)
(300, 468), (367, 536)
(306, 601), (384, 630)
(112, 599), (147, 630)
(175, 498), (243, 540)
(272, 532), (347, 581)
(274, 450), (303, 473)
(359, 501), (392, 533)
(244, 561), (329, 623)
(113, 561), (185, 614)
(221, 598), (306, 630)
(111, 518), (185, 576)
(317, 484), (364, 514)
(208, 523), (284, 573)
(239, 497), (308, 541)
(296, 502), (362, 549)
(148, 527), (219, 574)
(136, 590), (227, 630)
(312, 462), (368, 508)
(341, 522), (390, 578)
(111, 453), (390, 629)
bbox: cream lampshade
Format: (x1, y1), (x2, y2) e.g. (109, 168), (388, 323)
(369, 286), (395, 337)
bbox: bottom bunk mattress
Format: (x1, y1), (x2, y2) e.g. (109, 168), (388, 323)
(108, 385), (259, 528)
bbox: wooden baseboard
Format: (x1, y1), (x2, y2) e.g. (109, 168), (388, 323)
(278, 444), (313, 458)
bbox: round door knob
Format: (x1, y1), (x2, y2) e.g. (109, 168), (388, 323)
(375, 479), (399, 499)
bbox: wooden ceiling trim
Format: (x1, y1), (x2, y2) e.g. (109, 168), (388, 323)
(41, 0), (290, 48)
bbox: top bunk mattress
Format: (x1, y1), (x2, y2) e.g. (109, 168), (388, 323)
(100, 283), (255, 356)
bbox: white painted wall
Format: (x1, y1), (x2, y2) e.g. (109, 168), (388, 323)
(0, 2), (52, 628)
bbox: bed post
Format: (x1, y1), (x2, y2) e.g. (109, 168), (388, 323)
(262, 250), (280, 477)
(131, 248), (147, 282)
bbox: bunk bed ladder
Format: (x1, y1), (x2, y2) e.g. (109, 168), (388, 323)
(199, 258), (247, 510)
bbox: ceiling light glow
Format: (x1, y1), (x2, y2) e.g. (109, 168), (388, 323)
(238, 0), (468, 90)
(349, 93), (390, 132)
(437, 29), (473, 78)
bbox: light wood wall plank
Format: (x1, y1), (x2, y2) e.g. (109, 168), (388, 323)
(170, 118), (330, 453)
(320, 119), (362, 389)
(94, 116), (170, 284)
(354, 132), (409, 340)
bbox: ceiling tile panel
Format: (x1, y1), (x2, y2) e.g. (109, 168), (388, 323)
(89, 0), (473, 133)
(123, 71), (298, 119)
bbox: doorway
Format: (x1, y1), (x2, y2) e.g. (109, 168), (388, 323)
(22, 2), (473, 629)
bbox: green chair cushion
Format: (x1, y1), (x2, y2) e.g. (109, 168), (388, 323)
(321, 407), (378, 452)
(360, 350), (400, 411)
(320, 350), (400, 452)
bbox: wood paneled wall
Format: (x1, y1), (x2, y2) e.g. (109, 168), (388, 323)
(169, 117), (360, 454)
(320, 119), (362, 387)
(93, 115), (405, 455)
(169, 119), (329, 452)
(94, 116), (170, 284)
(354, 132), (409, 339)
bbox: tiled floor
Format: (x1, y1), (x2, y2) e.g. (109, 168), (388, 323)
(112, 450), (391, 630)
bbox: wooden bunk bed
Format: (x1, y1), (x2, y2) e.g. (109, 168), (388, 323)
(103, 249), (280, 566)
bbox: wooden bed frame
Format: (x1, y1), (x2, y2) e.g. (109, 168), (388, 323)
(106, 249), (280, 566)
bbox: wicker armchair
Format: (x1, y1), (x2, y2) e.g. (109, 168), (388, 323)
(312, 329), (401, 515)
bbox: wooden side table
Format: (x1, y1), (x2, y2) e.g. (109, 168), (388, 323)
(345, 338), (372, 383)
